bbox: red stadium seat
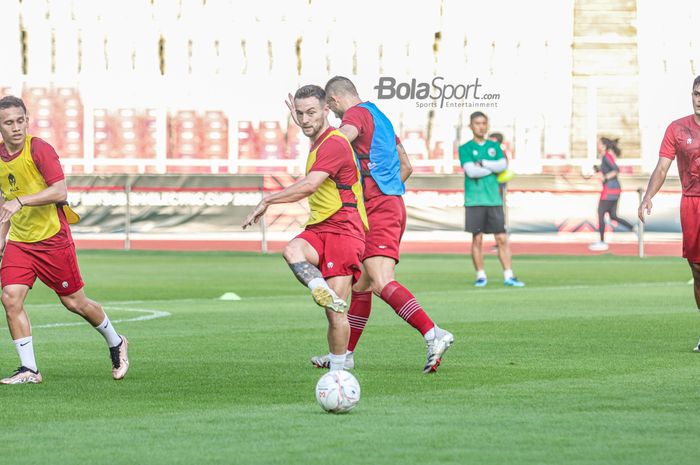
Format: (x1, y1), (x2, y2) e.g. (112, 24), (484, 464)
(20, 87), (84, 158)
(167, 110), (229, 173)
(237, 120), (258, 159)
(285, 119), (302, 160)
(200, 111), (228, 159)
(258, 121), (285, 159)
(93, 108), (157, 173)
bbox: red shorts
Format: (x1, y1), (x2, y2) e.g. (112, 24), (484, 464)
(363, 195), (406, 262)
(1, 242), (84, 296)
(295, 230), (364, 283)
(681, 196), (700, 263)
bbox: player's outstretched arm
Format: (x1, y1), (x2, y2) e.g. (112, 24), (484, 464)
(638, 157), (672, 223)
(242, 171), (330, 229)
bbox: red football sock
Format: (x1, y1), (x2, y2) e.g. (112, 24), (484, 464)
(347, 291), (372, 352)
(380, 281), (435, 335)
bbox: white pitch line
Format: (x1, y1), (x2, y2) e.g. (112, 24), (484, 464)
(0, 306), (171, 330)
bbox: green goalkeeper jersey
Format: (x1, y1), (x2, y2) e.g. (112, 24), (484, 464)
(458, 139), (505, 207)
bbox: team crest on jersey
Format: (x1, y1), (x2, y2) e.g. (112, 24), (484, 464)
(688, 138), (693, 145)
(327, 262), (334, 269)
(7, 173), (19, 192)
(488, 148), (496, 157)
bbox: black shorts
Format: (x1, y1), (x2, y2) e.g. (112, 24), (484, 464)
(465, 206), (506, 235)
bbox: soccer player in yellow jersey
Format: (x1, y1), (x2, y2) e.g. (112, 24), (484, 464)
(243, 85), (367, 371)
(0, 96), (129, 384)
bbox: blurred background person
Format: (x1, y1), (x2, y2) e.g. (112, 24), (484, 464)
(589, 137), (635, 251)
(460, 112), (524, 287)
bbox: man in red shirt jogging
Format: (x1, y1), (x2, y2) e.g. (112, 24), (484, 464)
(639, 75), (700, 350)
(0, 96), (128, 384)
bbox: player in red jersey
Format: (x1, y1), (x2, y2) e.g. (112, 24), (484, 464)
(244, 85), (367, 371)
(639, 75), (700, 351)
(0, 96), (128, 384)
(289, 76), (453, 373)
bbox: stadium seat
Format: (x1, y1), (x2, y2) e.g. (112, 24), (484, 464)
(258, 121), (285, 159)
(285, 119), (303, 160)
(22, 87), (84, 158)
(237, 121), (259, 159)
(167, 110), (229, 173)
(200, 111), (228, 159)
(93, 108), (157, 173)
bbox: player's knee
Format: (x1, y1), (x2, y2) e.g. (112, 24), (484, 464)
(352, 281), (371, 293)
(495, 234), (508, 246)
(281, 246), (295, 264)
(61, 296), (87, 315)
(691, 264), (700, 280)
(370, 280), (388, 296)
(327, 312), (348, 329)
(282, 243), (302, 264)
(472, 234), (483, 246)
(1, 291), (22, 312)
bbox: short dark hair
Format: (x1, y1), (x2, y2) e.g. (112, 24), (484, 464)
(0, 95), (27, 114)
(470, 111), (487, 122)
(694, 75), (700, 90)
(325, 76), (358, 97)
(294, 85), (326, 104)
(488, 132), (503, 144)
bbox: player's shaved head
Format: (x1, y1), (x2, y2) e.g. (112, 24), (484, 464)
(325, 76), (359, 97)
(324, 76), (361, 119)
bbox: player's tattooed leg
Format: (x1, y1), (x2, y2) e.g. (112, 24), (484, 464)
(289, 261), (323, 286)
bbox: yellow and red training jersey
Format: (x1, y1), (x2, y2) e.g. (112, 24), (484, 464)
(305, 126), (368, 240)
(0, 135), (72, 248)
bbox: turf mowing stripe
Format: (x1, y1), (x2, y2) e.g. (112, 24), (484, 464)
(69, 280), (687, 304)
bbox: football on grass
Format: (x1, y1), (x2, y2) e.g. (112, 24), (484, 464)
(315, 371), (361, 413)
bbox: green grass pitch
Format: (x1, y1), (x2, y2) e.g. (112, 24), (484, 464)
(1, 250), (699, 464)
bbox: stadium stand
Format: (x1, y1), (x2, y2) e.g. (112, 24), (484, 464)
(0, 0), (696, 177)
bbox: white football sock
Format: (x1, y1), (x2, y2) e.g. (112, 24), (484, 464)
(476, 270), (487, 280)
(308, 278), (339, 299)
(14, 336), (37, 372)
(504, 269), (514, 280)
(308, 277), (331, 292)
(329, 353), (346, 371)
(94, 316), (123, 348)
